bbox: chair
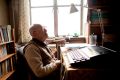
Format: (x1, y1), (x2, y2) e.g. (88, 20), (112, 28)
(16, 45), (63, 80)
(15, 46), (39, 80)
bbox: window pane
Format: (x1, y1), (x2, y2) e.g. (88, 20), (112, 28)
(58, 0), (80, 5)
(30, 0), (88, 37)
(58, 7), (80, 36)
(83, 0), (88, 6)
(31, 0), (53, 7)
(31, 8), (54, 37)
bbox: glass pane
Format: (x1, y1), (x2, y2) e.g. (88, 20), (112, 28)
(31, 0), (53, 7)
(83, 0), (88, 6)
(58, 0), (80, 5)
(31, 8), (54, 37)
(58, 7), (80, 36)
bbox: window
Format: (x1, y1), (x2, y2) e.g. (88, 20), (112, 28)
(30, 0), (88, 37)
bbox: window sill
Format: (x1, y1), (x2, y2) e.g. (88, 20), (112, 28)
(48, 36), (86, 44)
(66, 36), (86, 43)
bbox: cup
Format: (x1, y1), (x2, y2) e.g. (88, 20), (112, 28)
(89, 34), (97, 46)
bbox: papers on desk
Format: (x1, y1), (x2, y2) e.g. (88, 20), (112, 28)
(65, 43), (89, 49)
(65, 44), (100, 58)
(79, 47), (100, 58)
(64, 44), (101, 66)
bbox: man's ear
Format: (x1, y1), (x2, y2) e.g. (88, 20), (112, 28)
(32, 31), (37, 36)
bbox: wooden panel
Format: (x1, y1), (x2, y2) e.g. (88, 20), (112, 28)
(69, 37), (86, 43)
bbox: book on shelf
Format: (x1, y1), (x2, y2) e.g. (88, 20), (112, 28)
(0, 27), (4, 43)
(11, 28), (15, 41)
(0, 44), (7, 58)
(6, 25), (12, 42)
(0, 31), (3, 43)
(90, 9), (110, 25)
(1, 26), (9, 42)
(6, 42), (15, 54)
(0, 45), (3, 58)
(1, 62), (6, 76)
(2, 44), (7, 56)
(7, 59), (12, 72)
(0, 25), (13, 43)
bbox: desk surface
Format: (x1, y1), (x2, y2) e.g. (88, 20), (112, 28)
(60, 43), (119, 80)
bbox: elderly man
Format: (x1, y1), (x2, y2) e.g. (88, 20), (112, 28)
(24, 24), (64, 80)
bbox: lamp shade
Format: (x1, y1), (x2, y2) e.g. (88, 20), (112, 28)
(70, 3), (78, 13)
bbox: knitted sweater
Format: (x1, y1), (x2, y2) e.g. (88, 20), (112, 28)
(24, 38), (57, 78)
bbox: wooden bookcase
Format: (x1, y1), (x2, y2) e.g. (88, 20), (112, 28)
(88, 0), (116, 47)
(0, 25), (16, 80)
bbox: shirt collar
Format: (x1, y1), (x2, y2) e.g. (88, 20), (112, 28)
(32, 38), (47, 47)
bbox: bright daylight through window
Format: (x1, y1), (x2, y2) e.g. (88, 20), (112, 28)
(30, 0), (88, 37)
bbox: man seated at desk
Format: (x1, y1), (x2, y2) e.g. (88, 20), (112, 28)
(24, 24), (65, 80)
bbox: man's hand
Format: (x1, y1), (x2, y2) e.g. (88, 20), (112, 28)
(55, 60), (61, 69)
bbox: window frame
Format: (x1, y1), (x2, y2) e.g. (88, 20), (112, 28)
(30, 0), (88, 37)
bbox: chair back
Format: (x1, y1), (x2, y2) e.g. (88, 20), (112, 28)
(16, 46), (39, 80)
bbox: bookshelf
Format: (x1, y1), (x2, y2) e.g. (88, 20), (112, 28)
(88, 0), (116, 47)
(0, 25), (16, 80)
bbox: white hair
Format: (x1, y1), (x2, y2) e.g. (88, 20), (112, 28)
(29, 24), (43, 36)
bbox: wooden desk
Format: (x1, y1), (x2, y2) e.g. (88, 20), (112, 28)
(60, 43), (117, 80)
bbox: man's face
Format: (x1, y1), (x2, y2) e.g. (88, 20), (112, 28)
(37, 26), (48, 41)
(42, 27), (48, 38)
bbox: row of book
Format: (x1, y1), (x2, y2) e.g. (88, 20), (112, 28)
(0, 25), (16, 79)
(0, 25), (13, 43)
(0, 44), (7, 58)
(89, 10), (110, 25)
(0, 56), (16, 78)
(0, 42), (15, 58)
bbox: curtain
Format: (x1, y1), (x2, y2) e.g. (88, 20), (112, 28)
(11, 0), (31, 44)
